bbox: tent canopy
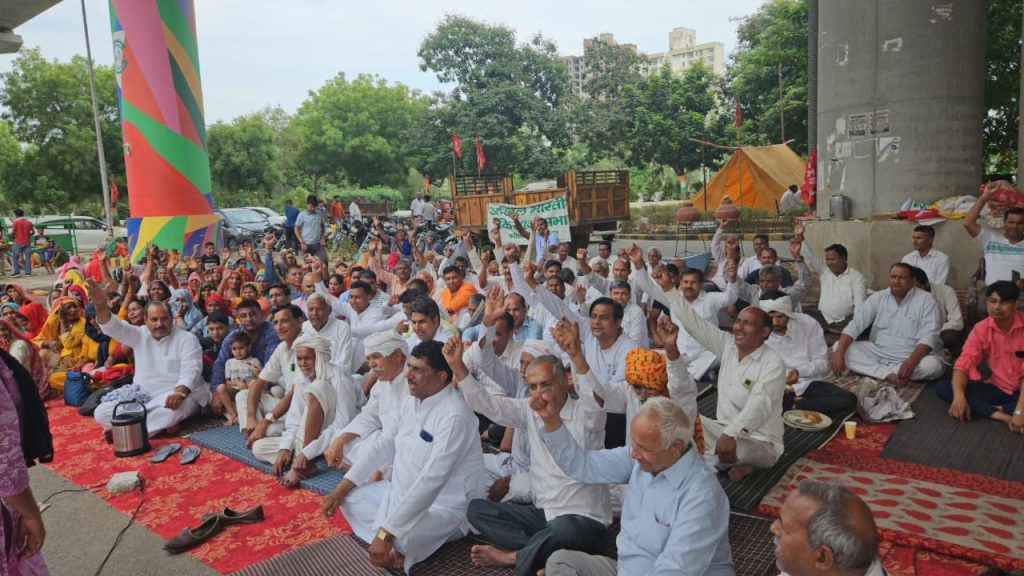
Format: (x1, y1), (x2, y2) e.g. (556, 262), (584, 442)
(689, 144), (806, 213)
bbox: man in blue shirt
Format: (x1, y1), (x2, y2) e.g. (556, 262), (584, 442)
(283, 199), (301, 250)
(209, 299), (281, 412)
(538, 396), (734, 576)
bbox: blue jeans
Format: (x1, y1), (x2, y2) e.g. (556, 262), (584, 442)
(935, 378), (1020, 418)
(11, 243), (30, 275)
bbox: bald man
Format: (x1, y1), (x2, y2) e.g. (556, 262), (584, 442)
(771, 480), (886, 576)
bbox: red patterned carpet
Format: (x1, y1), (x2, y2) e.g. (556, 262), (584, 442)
(42, 401), (351, 574)
(758, 419), (1023, 575)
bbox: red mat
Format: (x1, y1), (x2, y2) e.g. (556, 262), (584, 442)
(42, 401), (351, 574)
(757, 421), (1024, 574)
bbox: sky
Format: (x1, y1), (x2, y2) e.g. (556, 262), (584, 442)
(1, 0), (766, 124)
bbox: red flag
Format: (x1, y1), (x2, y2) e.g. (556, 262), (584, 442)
(475, 135), (486, 172)
(451, 133), (462, 158)
(110, 177), (120, 204)
(801, 148), (817, 207)
(733, 103), (742, 127)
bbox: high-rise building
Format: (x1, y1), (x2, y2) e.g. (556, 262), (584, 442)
(645, 26), (725, 77)
(561, 26), (725, 97)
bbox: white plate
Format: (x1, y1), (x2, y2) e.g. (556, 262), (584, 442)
(783, 410), (832, 431)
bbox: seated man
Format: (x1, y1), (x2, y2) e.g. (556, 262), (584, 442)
(447, 338), (611, 576)
(210, 298), (280, 415)
(907, 266), (963, 356)
(759, 292), (857, 418)
(793, 222), (867, 335)
(742, 247), (794, 287)
(937, 281), (1024, 433)
(832, 263), (944, 385)
(902, 224), (949, 286)
(772, 480), (885, 576)
(240, 305), (305, 447)
(87, 281), (208, 437)
(657, 270), (786, 482)
(541, 398), (733, 576)
(439, 265), (477, 326)
(252, 333), (359, 486)
(321, 341), (484, 572)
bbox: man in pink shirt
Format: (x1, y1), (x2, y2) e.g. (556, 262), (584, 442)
(937, 281), (1024, 433)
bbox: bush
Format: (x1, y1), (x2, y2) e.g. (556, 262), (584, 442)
(286, 185), (405, 207)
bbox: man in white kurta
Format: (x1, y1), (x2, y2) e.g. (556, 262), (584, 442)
(660, 275), (786, 482)
(833, 263), (945, 384)
(301, 294), (359, 401)
(89, 283), (208, 436)
(238, 306), (305, 446)
(322, 340), (484, 572)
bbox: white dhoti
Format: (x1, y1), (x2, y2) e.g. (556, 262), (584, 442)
(236, 387), (285, 435)
(686, 349), (719, 381)
(341, 480), (468, 572)
(252, 379), (338, 464)
(94, 392), (200, 436)
(842, 342), (945, 381)
(701, 418), (781, 471)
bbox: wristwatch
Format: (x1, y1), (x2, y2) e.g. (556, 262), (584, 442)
(264, 412), (277, 423)
(375, 527), (394, 543)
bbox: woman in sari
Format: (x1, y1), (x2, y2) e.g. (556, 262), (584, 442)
(33, 297), (90, 390)
(1, 303), (19, 325)
(0, 318), (48, 399)
(4, 284), (29, 306)
(16, 303), (47, 342)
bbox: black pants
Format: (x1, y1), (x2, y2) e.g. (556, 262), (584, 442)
(284, 226), (296, 250)
(466, 500), (607, 576)
(940, 329), (963, 356)
(783, 380), (858, 418)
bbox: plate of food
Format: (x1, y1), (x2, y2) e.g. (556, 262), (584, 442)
(783, 410), (832, 431)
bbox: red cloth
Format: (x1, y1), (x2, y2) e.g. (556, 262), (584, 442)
(11, 218), (33, 245)
(801, 148), (817, 206)
(18, 302), (48, 340)
(451, 133), (463, 158)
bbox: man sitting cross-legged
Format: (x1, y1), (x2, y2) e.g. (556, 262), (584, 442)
(321, 340), (484, 572)
(241, 305), (306, 448)
(655, 266), (786, 482)
(760, 292), (857, 419)
(444, 337), (611, 576)
(937, 281), (1024, 434)
(831, 263), (944, 386)
(88, 280), (208, 438)
(793, 222), (867, 336)
(252, 333), (359, 486)
(540, 397), (734, 576)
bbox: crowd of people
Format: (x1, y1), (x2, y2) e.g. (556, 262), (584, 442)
(3, 184), (1024, 575)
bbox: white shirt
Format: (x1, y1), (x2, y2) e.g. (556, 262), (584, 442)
(459, 373), (612, 525)
(621, 302), (648, 350)
(842, 287), (942, 360)
(348, 202), (361, 222)
(801, 246), (867, 323)
(902, 248), (950, 286)
(340, 371), (409, 441)
(98, 315), (208, 404)
(419, 202), (438, 222)
(407, 324), (453, 352)
(302, 317), (357, 388)
(341, 302), (386, 370)
(779, 189), (805, 213)
(665, 288), (787, 456)
(737, 255), (762, 281)
(347, 385), (485, 540)
(766, 313), (829, 396)
(280, 373), (359, 455)
(929, 283), (963, 332)
(558, 255), (578, 274)
(975, 227), (1024, 283)
(410, 198), (424, 217)
(259, 339), (298, 390)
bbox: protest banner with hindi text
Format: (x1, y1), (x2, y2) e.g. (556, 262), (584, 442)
(487, 196), (571, 245)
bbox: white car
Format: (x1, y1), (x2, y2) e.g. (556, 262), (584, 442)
(3, 215), (128, 255)
(246, 207), (286, 227)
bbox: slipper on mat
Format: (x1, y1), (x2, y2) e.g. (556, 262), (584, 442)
(151, 443), (181, 463)
(180, 446), (201, 465)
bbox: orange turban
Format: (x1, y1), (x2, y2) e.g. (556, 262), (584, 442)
(625, 349), (668, 393)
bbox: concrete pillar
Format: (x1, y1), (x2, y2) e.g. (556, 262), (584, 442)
(817, 0), (986, 218)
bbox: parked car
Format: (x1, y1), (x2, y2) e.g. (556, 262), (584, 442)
(217, 208), (281, 250)
(246, 206), (286, 227)
(2, 215), (128, 255)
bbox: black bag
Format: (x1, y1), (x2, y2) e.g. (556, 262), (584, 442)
(78, 373), (135, 417)
(0, 349), (54, 467)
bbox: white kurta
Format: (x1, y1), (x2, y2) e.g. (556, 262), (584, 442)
(302, 317), (361, 403)
(663, 288), (786, 469)
(94, 315), (207, 435)
(341, 385), (484, 572)
(766, 313), (829, 396)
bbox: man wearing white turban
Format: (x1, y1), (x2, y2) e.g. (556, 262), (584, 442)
(252, 332), (360, 487)
(322, 331), (410, 473)
(759, 292), (857, 418)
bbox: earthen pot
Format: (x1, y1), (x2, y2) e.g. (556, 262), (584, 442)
(676, 202), (701, 223)
(715, 196), (740, 221)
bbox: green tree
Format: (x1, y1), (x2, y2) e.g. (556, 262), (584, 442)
(622, 63), (729, 178)
(414, 15), (570, 179)
(288, 73), (427, 192)
(0, 120), (22, 209)
(726, 0), (809, 154)
(0, 48), (124, 211)
(984, 0), (1022, 172)
(207, 113), (282, 207)
(573, 39), (648, 163)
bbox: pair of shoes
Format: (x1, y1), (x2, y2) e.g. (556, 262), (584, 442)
(200, 505), (265, 525)
(164, 515), (226, 554)
(150, 444), (201, 464)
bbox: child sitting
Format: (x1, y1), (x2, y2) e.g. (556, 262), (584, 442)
(218, 332), (263, 425)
